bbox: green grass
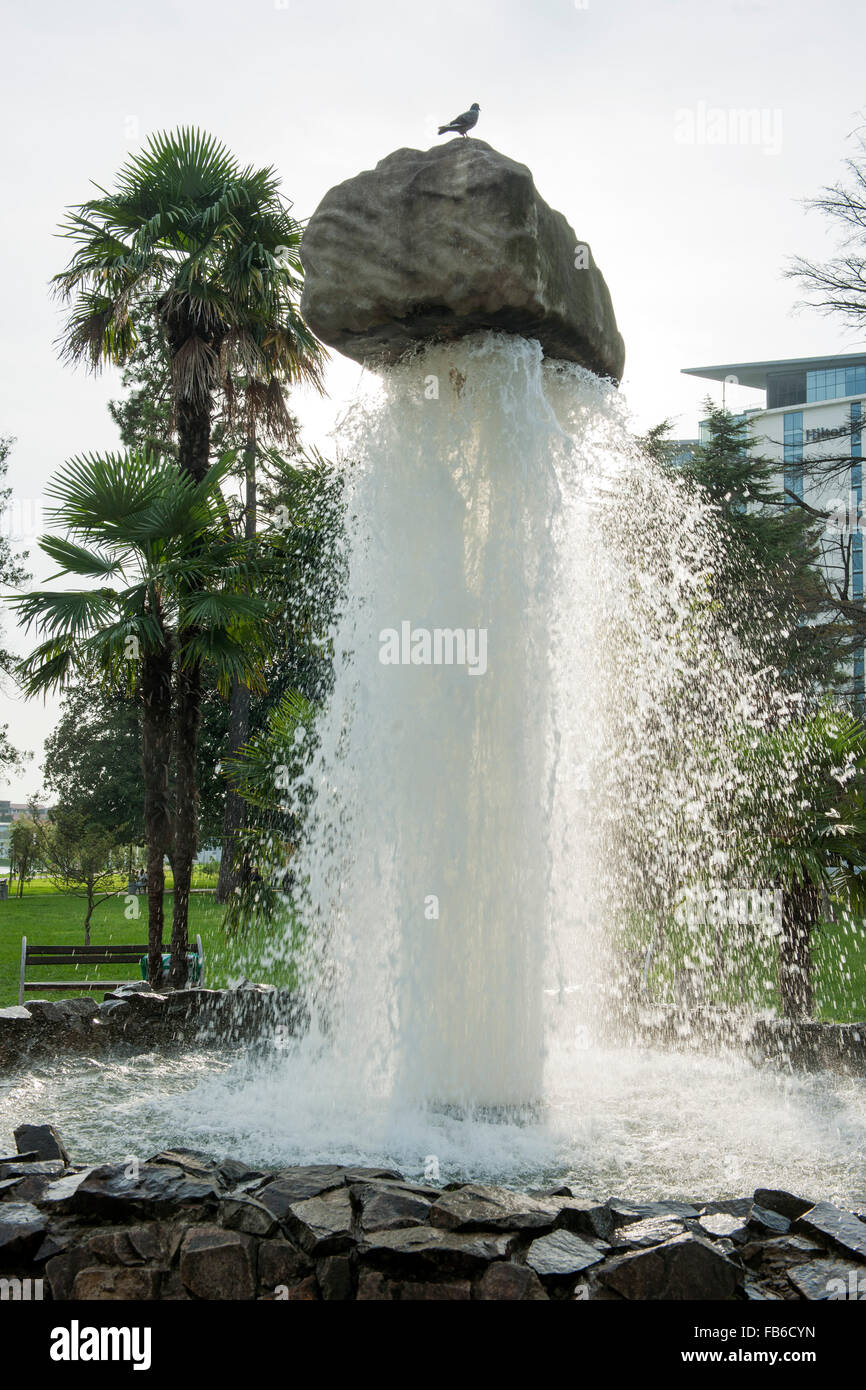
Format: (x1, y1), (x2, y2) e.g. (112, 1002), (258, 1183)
(0, 890), (299, 1006)
(638, 915), (866, 1023)
(4, 892), (865, 1021)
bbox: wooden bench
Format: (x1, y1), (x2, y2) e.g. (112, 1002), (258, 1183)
(18, 937), (205, 1004)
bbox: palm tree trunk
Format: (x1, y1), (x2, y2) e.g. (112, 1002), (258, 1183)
(170, 656), (202, 988)
(216, 434), (257, 904)
(141, 641), (173, 987)
(176, 401), (212, 483)
(779, 875), (817, 1020)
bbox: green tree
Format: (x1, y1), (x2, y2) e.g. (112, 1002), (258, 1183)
(656, 406), (845, 690)
(8, 814), (41, 897)
(13, 450), (273, 983)
(36, 807), (124, 944)
(53, 127), (323, 484)
(53, 129), (327, 965)
(42, 684), (144, 843)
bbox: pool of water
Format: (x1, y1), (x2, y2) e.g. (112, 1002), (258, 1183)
(3, 1041), (864, 1206)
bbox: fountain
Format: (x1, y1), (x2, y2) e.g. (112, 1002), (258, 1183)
(3, 142), (866, 1301)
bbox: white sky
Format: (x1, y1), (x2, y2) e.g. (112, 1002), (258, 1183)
(2, 0), (865, 798)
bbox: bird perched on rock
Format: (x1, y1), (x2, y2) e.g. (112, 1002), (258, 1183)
(438, 103), (480, 138)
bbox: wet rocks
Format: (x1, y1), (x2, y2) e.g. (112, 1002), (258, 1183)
(179, 1226), (256, 1300)
(359, 1226), (514, 1280)
(754, 1188), (815, 1222)
(0, 1202), (47, 1259)
(13, 1122), (70, 1163)
(1, 1128), (864, 1301)
(0, 985), (303, 1068)
(795, 1201), (866, 1262)
(69, 1163), (219, 1221)
(599, 1233), (741, 1301)
(524, 1229), (606, 1280)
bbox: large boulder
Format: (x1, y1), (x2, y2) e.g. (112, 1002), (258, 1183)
(300, 140), (624, 381)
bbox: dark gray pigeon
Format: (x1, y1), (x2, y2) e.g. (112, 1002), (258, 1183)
(438, 103), (480, 138)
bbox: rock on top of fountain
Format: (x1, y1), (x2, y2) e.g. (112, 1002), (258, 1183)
(300, 139), (625, 381)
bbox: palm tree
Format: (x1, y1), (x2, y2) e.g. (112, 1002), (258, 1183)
(52, 128), (324, 484)
(52, 130), (326, 972)
(13, 450), (273, 984)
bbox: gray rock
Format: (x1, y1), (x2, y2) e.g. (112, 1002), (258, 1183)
(256, 1164), (400, 1218)
(749, 1204), (791, 1237)
(698, 1212), (750, 1244)
(356, 1269), (470, 1300)
(179, 1225), (255, 1300)
(36, 1168), (96, 1212)
(788, 1257), (866, 1301)
(0, 1006), (33, 1021)
(0, 1160), (65, 1181)
(284, 1187), (356, 1256)
(525, 1228), (606, 1279)
(22, 1000), (68, 1022)
(69, 1162), (218, 1219)
(795, 1201), (866, 1261)
(430, 1184), (562, 1234)
(257, 1238), (313, 1292)
(0, 1201), (47, 1260)
(360, 1226), (513, 1278)
(753, 1188), (814, 1222)
(700, 1198), (753, 1219)
(556, 1197), (616, 1243)
(71, 1266), (163, 1299)
(475, 1262), (548, 1300)
(147, 1148), (217, 1178)
(14, 1123), (70, 1164)
(743, 1233), (824, 1270)
(53, 998), (99, 1018)
(104, 981), (153, 998)
(608, 1199), (700, 1225)
(217, 1158), (265, 1187)
(220, 1195), (279, 1238)
(317, 1253), (355, 1301)
(351, 1181), (432, 1232)
(743, 1278), (784, 1300)
(599, 1233), (741, 1300)
(300, 140), (625, 381)
(610, 1216), (686, 1249)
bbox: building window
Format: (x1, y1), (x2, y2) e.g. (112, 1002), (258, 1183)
(851, 403), (864, 703)
(784, 411), (804, 501)
(806, 365), (866, 402)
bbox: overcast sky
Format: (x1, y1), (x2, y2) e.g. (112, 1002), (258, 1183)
(2, 0), (865, 799)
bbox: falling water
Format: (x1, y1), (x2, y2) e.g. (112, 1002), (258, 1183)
(285, 331), (779, 1108)
(5, 331), (866, 1199)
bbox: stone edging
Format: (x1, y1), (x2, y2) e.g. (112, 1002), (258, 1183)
(1, 1128), (864, 1300)
(0, 983), (305, 1069)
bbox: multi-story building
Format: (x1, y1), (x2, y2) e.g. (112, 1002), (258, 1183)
(681, 351), (866, 698)
(0, 802), (49, 867)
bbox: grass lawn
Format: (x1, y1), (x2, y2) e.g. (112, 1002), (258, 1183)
(3, 891), (864, 1021)
(0, 889), (299, 1006)
(640, 915), (866, 1024)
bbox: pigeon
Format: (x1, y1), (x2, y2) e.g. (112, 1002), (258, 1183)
(438, 103), (480, 138)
